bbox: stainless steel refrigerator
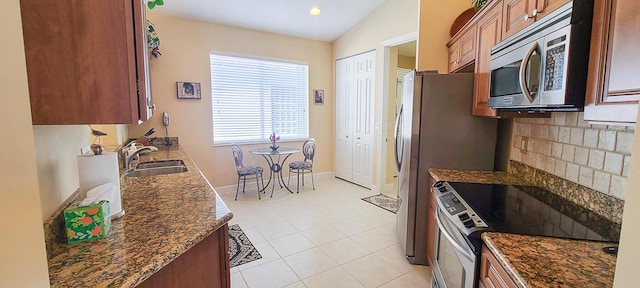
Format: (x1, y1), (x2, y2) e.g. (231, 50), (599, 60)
(394, 71), (498, 265)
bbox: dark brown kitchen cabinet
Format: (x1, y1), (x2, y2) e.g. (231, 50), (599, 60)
(584, 0), (640, 124)
(473, 0), (503, 117)
(502, 0), (571, 39)
(479, 245), (517, 288)
(138, 224), (231, 288)
(20, 0), (153, 125)
(426, 176), (437, 266)
(447, 25), (477, 73)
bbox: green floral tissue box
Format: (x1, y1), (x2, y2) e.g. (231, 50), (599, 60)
(64, 200), (111, 243)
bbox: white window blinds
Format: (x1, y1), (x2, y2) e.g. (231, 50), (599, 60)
(210, 53), (309, 145)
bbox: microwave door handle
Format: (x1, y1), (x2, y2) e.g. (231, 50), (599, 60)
(519, 42), (538, 103)
(393, 105), (403, 171)
(435, 208), (475, 262)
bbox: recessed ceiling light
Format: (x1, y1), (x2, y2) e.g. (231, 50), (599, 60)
(310, 6), (321, 16)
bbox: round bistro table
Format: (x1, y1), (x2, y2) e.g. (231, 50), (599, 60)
(249, 147), (301, 197)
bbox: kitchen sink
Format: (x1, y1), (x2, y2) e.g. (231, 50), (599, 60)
(135, 160), (185, 169)
(124, 160), (188, 177)
(124, 166), (188, 177)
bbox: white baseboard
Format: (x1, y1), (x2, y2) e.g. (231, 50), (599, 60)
(214, 171), (336, 195)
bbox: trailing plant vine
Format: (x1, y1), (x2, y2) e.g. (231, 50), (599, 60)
(471, 0), (488, 11)
(146, 0), (164, 58)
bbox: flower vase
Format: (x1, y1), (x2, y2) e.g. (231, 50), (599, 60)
(270, 144), (279, 152)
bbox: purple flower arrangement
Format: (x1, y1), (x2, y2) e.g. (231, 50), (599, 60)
(269, 132), (280, 151)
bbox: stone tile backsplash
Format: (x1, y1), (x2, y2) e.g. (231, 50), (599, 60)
(511, 112), (635, 200)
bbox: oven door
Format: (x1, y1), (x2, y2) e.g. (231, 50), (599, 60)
(431, 207), (478, 288)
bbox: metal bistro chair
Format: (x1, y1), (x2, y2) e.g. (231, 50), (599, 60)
(288, 138), (316, 193)
(232, 144), (265, 200)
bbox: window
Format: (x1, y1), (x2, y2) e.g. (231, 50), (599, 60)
(210, 53), (309, 145)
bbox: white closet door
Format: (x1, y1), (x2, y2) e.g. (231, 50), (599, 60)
(352, 51), (375, 187)
(335, 57), (354, 181)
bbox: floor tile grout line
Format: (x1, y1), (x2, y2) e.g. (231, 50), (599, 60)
(226, 178), (428, 288)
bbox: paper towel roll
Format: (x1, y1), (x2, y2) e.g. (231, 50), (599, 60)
(77, 152), (124, 219)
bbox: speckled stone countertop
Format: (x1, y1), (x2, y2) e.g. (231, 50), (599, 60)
(428, 168), (531, 185)
(429, 167), (619, 287)
(482, 232), (617, 288)
(46, 147), (233, 287)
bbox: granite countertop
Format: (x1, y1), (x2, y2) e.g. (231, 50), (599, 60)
(482, 232), (617, 288)
(46, 146), (233, 287)
(428, 168), (530, 185)
(429, 168), (618, 287)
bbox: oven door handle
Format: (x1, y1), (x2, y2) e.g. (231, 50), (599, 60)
(518, 42), (538, 103)
(435, 208), (475, 261)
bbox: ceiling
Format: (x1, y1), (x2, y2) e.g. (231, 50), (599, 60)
(150, 0), (388, 42)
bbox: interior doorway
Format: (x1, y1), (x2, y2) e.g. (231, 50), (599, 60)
(378, 34), (416, 198)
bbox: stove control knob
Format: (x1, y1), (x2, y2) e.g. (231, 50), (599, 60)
(463, 219), (475, 228)
(458, 213), (470, 221)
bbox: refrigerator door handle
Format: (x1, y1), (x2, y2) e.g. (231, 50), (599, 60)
(393, 105), (403, 171)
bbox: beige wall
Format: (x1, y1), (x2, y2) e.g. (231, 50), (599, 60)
(0, 0), (51, 286)
(333, 0), (419, 59)
(614, 110), (640, 285)
(90, 125), (128, 146)
(417, 0), (470, 72)
(127, 14), (333, 187)
(33, 126), (89, 219)
(333, 0), (419, 186)
(398, 55), (416, 69)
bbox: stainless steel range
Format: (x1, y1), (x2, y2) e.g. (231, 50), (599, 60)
(431, 181), (620, 288)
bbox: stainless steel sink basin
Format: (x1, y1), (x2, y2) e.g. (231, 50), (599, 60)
(124, 166), (188, 177)
(135, 160), (185, 169)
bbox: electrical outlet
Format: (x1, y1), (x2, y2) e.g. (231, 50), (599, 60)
(80, 145), (91, 155)
(520, 137), (528, 154)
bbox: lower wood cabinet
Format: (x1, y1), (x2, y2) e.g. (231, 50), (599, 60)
(138, 224), (230, 288)
(426, 176), (437, 266)
(479, 245), (517, 288)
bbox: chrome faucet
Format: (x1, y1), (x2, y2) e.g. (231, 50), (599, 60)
(123, 146), (158, 169)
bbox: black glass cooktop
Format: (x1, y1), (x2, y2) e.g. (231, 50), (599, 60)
(448, 182), (620, 242)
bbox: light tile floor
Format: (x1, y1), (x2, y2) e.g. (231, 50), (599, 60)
(220, 177), (432, 288)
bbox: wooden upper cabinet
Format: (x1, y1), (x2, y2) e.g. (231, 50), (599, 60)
(473, 0), (503, 117)
(20, 0), (153, 125)
(502, 0), (536, 39)
(502, 0), (571, 39)
(585, 0), (640, 124)
(536, 0), (573, 19)
(447, 25), (477, 73)
(448, 40), (462, 73)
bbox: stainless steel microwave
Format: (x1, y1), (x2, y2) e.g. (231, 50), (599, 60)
(488, 0), (594, 112)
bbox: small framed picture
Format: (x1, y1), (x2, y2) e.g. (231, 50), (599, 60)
(314, 89), (324, 104)
(177, 82), (201, 99)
